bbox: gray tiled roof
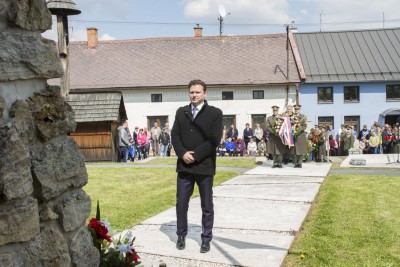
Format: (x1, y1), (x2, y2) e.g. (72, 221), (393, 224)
(67, 34), (300, 90)
(294, 28), (400, 83)
(66, 92), (123, 122)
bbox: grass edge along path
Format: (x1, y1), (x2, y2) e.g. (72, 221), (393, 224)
(144, 156), (259, 169)
(84, 167), (240, 231)
(282, 173), (400, 267)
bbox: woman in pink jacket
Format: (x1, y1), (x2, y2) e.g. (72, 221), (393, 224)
(136, 128), (147, 160)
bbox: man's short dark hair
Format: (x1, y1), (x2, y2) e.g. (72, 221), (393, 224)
(188, 79), (207, 92)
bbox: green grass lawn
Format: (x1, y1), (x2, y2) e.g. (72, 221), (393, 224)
(146, 156), (259, 169)
(283, 173), (400, 267)
(84, 167), (239, 231)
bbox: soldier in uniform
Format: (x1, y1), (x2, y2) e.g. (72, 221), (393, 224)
(339, 124), (347, 156)
(293, 104), (307, 168)
(316, 126), (327, 162)
(344, 125), (355, 155)
(266, 105), (286, 168)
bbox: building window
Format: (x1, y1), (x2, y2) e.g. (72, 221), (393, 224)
(151, 94), (162, 102)
(223, 115), (236, 131)
(318, 116), (334, 128)
(344, 116), (360, 134)
(386, 85), (400, 101)
(147, 116), (168, 130)
(317, 87), (333, 103)
(222, 91), (233, 100)
(344, 86), (359, 102)
(253, 90), (264, 99)
(251, 114), (266, 130)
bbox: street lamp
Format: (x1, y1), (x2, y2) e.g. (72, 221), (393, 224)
(46, 0), (81, 97)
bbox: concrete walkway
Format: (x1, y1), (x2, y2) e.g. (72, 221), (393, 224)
(129, 161), (331, 267)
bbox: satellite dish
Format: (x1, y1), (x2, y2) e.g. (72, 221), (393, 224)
(219, 4), (227, 17)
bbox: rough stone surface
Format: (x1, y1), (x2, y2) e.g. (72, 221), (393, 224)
(27, 86), (76, 141)
(0, 1), (98, 265)
(69, 227), (100, 267)
(39, 204), (59, 222)
(7, 0), (52, 31)
(0, 0), (11, 32)
(0, 253), (17, 267)
(51, 189), (92, 232)
(9, 100), (35, 142)
(0, 32), (63, 81)
(0, 197), (39, 246)
(31, 136), (88, 200)
(0, 122), (34, 201)
(21, 223), (71, 266)
(0, 97), (5, 117)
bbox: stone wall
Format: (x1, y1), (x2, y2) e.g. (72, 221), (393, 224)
(0, 0), (99, 266)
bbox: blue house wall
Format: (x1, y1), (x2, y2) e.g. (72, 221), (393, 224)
(299, 81), (400, 134)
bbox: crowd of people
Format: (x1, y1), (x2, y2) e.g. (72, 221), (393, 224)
(117, 112), (399, 164)
(326, 122), (399, 156)
(215, 107), (400, 166)
(117, 121), (171, 162)
(217, 123), (269, 157)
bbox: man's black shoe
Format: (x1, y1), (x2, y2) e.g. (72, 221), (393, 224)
(277, 165), (283, 168)
(294, 164), (299, 168)
(200, 242), (210, 253)
(298, 163), (302, 168)
(272, 165), (278, 168)
(176, 236), (185, 250)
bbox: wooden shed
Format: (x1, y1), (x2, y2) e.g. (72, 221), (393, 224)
(66, 92), (127, 162)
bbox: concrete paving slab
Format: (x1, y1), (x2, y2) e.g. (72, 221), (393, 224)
(245, 162), (332, 177)
(131, 225), (293, 267)
(214, 183), (321, 202)
(142, 197), (310, 232)
(340, 154), (400, 168)
(222, 175), (324, 185)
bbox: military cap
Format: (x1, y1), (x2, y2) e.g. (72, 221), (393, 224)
(271, 105), (279, 110)
(294, 104), (302, 109)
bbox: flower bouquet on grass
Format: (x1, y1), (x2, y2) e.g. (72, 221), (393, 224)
(88, 201), (141, 267)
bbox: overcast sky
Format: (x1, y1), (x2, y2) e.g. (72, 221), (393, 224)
(43, 0), (400, 41)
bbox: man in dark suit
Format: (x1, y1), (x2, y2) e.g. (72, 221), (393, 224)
(171, 79), (223, 253)
(226, 124), (238, 140)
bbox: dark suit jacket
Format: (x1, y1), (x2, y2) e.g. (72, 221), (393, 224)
(171, 100), (223, 175)
(226, 128), (238, 140)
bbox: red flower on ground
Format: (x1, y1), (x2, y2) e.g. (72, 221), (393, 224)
(127, 248), (140, 263)
(88, 218), (112, 242)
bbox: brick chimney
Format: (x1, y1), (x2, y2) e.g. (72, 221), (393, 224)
(194, 24), (202, 37)
(87, 27), (98, 48)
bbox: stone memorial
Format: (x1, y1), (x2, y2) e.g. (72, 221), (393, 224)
(0, 0), (99, 265)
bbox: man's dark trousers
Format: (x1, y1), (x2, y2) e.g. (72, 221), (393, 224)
(176, 172), (214, 243)
(119, 146), (128, 162)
